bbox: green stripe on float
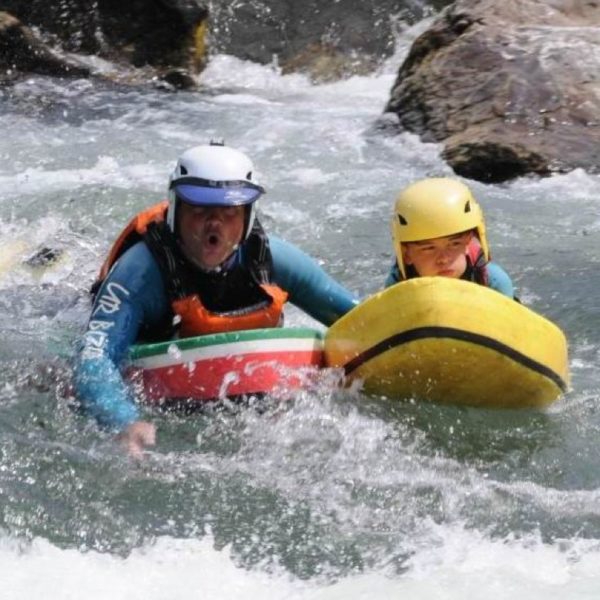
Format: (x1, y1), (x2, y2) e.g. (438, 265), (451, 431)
(129, 327), (323, 360)
(131, 337), (323, 370)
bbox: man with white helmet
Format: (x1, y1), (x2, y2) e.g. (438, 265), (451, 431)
(387, 177), (515, 297)
(74, 143), (358, 457)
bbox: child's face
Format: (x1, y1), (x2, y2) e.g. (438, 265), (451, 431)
(402, 231), (473, 278)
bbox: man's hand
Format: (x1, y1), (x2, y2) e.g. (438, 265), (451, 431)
(116, 420), (156, 459)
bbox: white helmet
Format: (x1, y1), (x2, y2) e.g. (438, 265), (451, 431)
(167, 142), (265, 239)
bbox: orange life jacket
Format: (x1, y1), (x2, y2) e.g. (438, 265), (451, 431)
(172, 284), (288, 337)
(95, 201), (169, 285)
(93, 202), (288, 338)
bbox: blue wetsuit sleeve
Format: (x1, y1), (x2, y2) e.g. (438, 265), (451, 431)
(268, 235), (358, 326)
(384, 261), (400, 288)
(73, 242), (169, 431)
(487, 262), (515, 299)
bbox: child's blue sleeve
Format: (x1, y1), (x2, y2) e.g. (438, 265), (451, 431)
(384, 261), (400, 288)
(487, 262), (515, 299)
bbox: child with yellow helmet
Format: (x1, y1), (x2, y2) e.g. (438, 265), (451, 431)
(387, 177), (515, 298)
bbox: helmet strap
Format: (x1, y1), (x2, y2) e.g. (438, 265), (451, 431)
(243, 203), (257, 240)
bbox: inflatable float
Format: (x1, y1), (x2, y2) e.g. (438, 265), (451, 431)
(324, 278), (569, 409)
(128, 327), (323, 404)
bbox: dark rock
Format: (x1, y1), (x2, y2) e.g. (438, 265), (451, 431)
(208, 0), (454, 81)
(1, 1), (103, 55)
(1, 0), (454, 84)
(384, 0), (600, 181)
(97, 0), (208, 69)
(156, 68), (197, 90)
(0, 0), (208, 72)
(279, 42), (380, 83)
(0, 12), (90, 81)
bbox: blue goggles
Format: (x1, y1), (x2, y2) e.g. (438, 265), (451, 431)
(170, 176), (264, 206)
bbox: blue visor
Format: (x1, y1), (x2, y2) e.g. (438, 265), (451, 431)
(172, 176), (264, 207)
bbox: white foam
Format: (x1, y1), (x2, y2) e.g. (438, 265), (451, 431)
(210, 93), (275, 106)
(0, 535), (297, 600)
(200, 54), (311, 95)
(198, 16), (432, 106)
(2, 529), (600, 600)
(0, 156), (163, 197)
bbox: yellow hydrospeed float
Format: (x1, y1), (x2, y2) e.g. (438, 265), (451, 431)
(324, 277), (569, 409)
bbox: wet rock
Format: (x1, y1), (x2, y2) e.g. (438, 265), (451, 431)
(155, 68), (198, 90)
(0, 12), (90, 83)
(384, 0), (600, 182)
(279, 42), (380, 83)
(208, 0), (454, 82)
(1, 1), (454, 84)
(0, 1), (208, 82)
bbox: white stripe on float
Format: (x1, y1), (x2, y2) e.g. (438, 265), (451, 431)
(131, 337), (322, 370)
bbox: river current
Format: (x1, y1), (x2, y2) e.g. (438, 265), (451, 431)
(1, 19), (600, 600)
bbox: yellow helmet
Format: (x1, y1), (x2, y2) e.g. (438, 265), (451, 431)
(390, 177), (489, 278)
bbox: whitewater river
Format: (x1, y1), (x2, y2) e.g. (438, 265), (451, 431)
(1, 19), (600, 600)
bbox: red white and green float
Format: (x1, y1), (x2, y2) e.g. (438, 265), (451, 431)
(128, 327), (324, 403)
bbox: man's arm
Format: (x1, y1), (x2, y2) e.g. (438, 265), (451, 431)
(268, 235), (358, 326)
(73, 242), (169, 431)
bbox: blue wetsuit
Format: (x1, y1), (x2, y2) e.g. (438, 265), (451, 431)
(384, 261), (515, 298)
(74, 235), (358, 431)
